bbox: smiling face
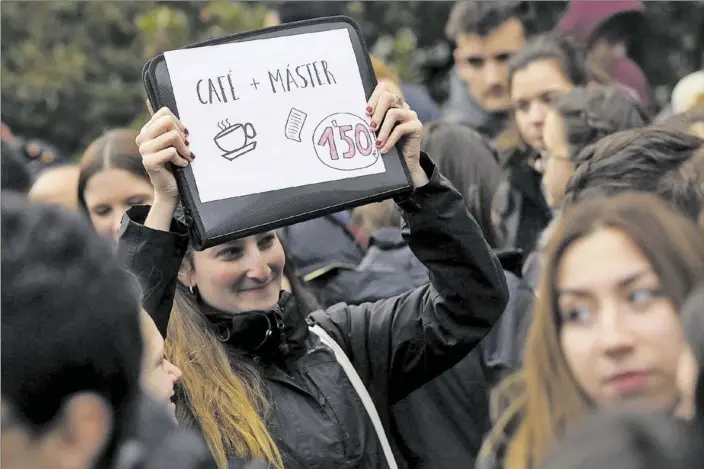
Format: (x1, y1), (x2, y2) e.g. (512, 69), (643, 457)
(556, 228), (685, 411)
(83, 168), (154, 241)
(183, 231), (285, 314)
(511, 58), (575, 150)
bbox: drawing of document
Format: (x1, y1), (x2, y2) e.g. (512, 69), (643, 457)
(285, 107), (307, 143)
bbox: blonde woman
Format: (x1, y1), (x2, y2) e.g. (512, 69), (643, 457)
(120, 83), (508, 469)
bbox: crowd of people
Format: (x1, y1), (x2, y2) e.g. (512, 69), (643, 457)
(3, 1), (704, 469)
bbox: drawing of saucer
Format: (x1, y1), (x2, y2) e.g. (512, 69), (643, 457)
(221, 142), (257, 161)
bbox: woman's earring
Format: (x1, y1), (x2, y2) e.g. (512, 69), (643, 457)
(189, 285), (200, 300)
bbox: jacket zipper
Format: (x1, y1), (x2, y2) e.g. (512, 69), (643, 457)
(272, 304), (289, 355)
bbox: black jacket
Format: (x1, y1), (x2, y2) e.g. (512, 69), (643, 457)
(117, 154), (508, 469)
(492, 147), (552, 255)
(283, 226), (533, 468)
(392, 270), (534, 469)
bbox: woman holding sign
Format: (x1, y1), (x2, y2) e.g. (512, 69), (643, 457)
(119, 83), (508, 469)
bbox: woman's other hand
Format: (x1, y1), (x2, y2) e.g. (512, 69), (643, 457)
(136, 106), (192, 203)
(366, 83), (428, 188)
(135, 104), (192, 231)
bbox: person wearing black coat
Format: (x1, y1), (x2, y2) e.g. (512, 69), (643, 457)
(391, 255), (533, 469)
(119, 84), (508, 469)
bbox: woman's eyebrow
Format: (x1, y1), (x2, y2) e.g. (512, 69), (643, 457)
(617, 269), (653, 289)
(557, 269), (653, 297)
(219, 239), (244, 249)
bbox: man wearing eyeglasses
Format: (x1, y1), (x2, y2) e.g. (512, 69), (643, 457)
(444, 1), (528, 140)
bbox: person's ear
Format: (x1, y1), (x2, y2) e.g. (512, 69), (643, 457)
(53, 393), (112, 469)
(178, 257), (196, 288)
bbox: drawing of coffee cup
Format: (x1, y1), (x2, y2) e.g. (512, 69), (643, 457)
(214, 122), (257, 156)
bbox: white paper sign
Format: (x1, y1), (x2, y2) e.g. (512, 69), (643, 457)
(164, 29), (386, 203)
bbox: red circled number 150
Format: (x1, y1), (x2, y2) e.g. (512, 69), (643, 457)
(316, 119), (374, 160)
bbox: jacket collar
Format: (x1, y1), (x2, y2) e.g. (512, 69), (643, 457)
(505, 150), (551, 215)
(204, 291), (309, 363)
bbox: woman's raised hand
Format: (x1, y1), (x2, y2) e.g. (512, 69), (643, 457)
(135, 106), (193, 203)
(366, 83), (428, 188)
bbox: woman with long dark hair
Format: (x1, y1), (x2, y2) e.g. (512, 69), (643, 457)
(478, 192), (704, 469)
(492, 32), (605, 254)
(119, 83), (508, 469)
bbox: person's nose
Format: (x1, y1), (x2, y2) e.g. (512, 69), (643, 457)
(484, 60), (505, 88)
(111, 210), (126, 241)
(527, 101), (549, 127)
(598, 301), (635, 358)
(244, 249), (273, 282)
(165, 359), (182, 384)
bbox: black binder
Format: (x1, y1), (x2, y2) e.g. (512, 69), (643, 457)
(142, 16), (412, 250)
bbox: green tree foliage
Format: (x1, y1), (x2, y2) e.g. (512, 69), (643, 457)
(1, 2), (154, 157)
(2, 1), (702, 158)
(1, 0), (269, 157)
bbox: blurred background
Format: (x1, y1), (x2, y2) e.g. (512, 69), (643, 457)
(2, 0), (703, 160)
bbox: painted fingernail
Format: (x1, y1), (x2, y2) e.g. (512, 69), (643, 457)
(376, 139), (383, 147)
(184, 128), (190, 135)
(185, 138), (190, 146)
(366, 105), (373, 114)
(370, 121), (377, 129)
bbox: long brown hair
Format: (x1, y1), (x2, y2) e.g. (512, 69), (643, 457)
(480, 192), (704, 469)
(166, 251), (283, 469)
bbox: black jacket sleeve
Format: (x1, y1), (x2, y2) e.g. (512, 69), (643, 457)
(479, 271), (535, 389)
(309, 152), (509, 404)
(117, 205), (190, 337)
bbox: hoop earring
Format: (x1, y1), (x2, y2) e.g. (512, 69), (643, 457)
(218, 327), (231, 342)
(189, 285), (200, 301)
